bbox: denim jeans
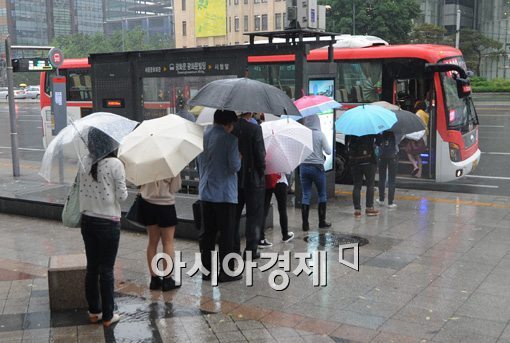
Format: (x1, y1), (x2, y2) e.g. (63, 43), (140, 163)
(300, 164), (327, 205)
(351, 163), (377, 210)
(81, 214), (120, 321)
(378, 157), (398, 204)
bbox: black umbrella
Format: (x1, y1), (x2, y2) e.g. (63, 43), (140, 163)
(188, 78), (301, 116)
(389, 109), (426, 134)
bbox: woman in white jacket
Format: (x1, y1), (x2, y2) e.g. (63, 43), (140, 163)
(140, 176), (182, 291)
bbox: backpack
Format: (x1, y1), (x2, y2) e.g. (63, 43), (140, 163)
(379, 131), (397, 158)
(347, 135), (375, 165)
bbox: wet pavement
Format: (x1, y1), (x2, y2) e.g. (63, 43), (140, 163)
(1, 183), (510, 342)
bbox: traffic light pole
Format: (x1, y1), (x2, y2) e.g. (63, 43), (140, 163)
(5, 36), (21, 177)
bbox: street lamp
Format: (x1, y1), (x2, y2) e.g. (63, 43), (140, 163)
(352, 1), (356, 35)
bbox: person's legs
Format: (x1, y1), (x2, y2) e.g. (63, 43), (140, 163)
(311, 166), (330, 228)
(261, 189), (274, 243)
(199, 201), (218, 276)
(415, 154), (423, 178)
(378, 158), (388, 202)
(218, 203), (238, 278)
(300, 165), (313, 230)
(96, 219), (120, 322)
(364, 163), (379, 216)
(146, 225), (161, 276)
(273, 183), (288, 238)
(351, 164), (363, 212)
(244, 188), (264, 253)
(81, 216), (101, 316)
(160, 225), (178, 290)
(387, 157), (398, 205)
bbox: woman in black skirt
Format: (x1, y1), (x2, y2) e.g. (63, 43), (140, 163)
(140, 176), (182, 291)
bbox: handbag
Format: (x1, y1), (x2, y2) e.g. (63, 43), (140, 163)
(192, 200), (202, 231)
(126, 194), (145, 227)
(62, 175), (81, 228)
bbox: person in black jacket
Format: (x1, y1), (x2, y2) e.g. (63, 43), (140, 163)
(346, 134), (380, 218)
(232, 112), (266, 259)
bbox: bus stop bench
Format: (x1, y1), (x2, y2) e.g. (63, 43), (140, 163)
(48, 254), (88, 312)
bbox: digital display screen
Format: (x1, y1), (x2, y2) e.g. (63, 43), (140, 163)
(102, 98), (125, 108)
(12, 58), (53, 72)
(309, 79), (334, 99)
(308, 79), (335, 172)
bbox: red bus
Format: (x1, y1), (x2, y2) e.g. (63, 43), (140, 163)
(248, 42), (480, 182)
(40, 58), (92, 147)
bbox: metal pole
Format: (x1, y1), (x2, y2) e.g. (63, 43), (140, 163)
(352, 1), (356, 35)
(5, 36), (21, 177)
(455, 9), (461, 49)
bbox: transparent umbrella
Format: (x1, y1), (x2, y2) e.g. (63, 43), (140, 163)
(39, 112), (139, 182)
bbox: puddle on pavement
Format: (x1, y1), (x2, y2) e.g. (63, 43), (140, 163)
(304, 232), (369, 248)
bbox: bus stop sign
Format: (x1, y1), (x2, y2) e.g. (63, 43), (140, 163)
(48, 48), (64, 68)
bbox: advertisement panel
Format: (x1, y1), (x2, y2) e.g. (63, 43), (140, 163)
(195, 0), (227, 37)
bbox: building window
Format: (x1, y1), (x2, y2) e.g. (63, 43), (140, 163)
(275, 13), (281, 30)
(244, 0), (248, 4)
(262, 0), (267, 3)
(244, 15), (249, 31)
(254, 0), (260, 4)
(235, 16), (240, 32)
(261, 14), (268, 30)
(254, 15), (261, 31)
(182, 21), (187, 36)
(229, 17), (232, 32)
(182, 0), (186, 10)
(234, 0), (239, 4)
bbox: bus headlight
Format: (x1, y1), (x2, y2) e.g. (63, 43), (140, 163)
(449, 143), (462, 162)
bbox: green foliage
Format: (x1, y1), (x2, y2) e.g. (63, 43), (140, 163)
(321, 0), (421, 43)
(13, 72), (40, 87)
(51, 27), (174, 58)
(453, 29), (503, 76)
(410, 24), (449, 44)
(471, 77), (510, 92)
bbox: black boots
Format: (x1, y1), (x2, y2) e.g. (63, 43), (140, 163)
(301, 204), (310, 231)
(318, 203), (331, 228)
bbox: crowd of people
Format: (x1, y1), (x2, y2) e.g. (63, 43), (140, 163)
(76, 101), (429, 326)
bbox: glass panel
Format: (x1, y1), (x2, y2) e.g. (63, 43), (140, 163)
(61, 69), (93, 101)
(337, 61), (382, 103)
(248, 64), (295, 99)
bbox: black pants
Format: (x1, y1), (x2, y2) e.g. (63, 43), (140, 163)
(378, 156), (398, 204)
(234, 188), (265, 253)
(81, 214), (120, 321)
(263, 183), (288, 239)
(199, 201), (237, 273)
(351, 163), (377, 210)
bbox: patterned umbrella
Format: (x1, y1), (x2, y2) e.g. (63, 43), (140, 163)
(294, 95), (342, 117)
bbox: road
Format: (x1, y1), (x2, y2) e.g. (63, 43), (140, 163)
(0, 97), (509, 195)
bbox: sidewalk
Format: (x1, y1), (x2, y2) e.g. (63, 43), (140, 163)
(1, 180), (510, 342)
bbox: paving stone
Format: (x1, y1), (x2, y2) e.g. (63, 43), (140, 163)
(331, 324), (378, 343)
(433, 316), (506, 342)
(240, 328), (273, 341)
(266, 327), (300, 338)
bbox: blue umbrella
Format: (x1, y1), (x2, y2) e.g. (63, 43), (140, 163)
(335, 104), (397, 136)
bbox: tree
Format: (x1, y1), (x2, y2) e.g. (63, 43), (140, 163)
(51, 27), (174, 58)
(410, 23), (448, 44)
(454, 29), (503, 76)
(321, 0), (421, 44)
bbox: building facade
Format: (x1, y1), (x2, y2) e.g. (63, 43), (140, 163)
(174, 0), (286, 48)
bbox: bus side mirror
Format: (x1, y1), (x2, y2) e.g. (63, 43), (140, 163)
(455, 76), (472, 98)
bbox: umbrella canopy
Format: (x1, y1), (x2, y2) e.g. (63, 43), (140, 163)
(39, 112), (138, 182)
(372, 101), (399, 111)
(261, 119), (313, 174)
(335, 104), (397, 136)
(294, 95), (342, 117)
(188, 78), (301, 116)
(388, 109), (426, 134)
(118, 114), (204, 186)
(195, 107), (217, 126)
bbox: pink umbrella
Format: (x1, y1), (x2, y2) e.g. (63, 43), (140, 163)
(294, 95), (342, 117)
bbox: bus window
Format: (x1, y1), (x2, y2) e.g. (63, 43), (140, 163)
(66, 69), (92, 101)
(248, 64), (295, 99)
(337, 61), (382, 103)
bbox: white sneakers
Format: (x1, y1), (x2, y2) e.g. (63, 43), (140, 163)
(387, 203), (398, 209)
(103, 313), (121, 327)
(376, 199), (397, 209)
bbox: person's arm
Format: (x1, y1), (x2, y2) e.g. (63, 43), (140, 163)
(321, 132), (332, 155)
(111, 159), (128, 202)
(167, 175), (182, 194)
(253, 126), (266, 172)
(227, 136), (241, 174)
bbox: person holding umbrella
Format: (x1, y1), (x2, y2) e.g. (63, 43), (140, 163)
(299, 115), (332, 231)
(376, 131), (404, 208)
(79, 128), (128, 327)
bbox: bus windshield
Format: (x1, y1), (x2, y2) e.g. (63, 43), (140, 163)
(440, 57), (478, 132)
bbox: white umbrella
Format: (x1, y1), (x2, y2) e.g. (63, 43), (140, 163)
(261, 119), (313, 174)
(118, 114), (204, 186)
(195, 107), (217, 126)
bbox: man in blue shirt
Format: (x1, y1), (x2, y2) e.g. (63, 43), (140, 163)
(198, 110), (242, 282)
